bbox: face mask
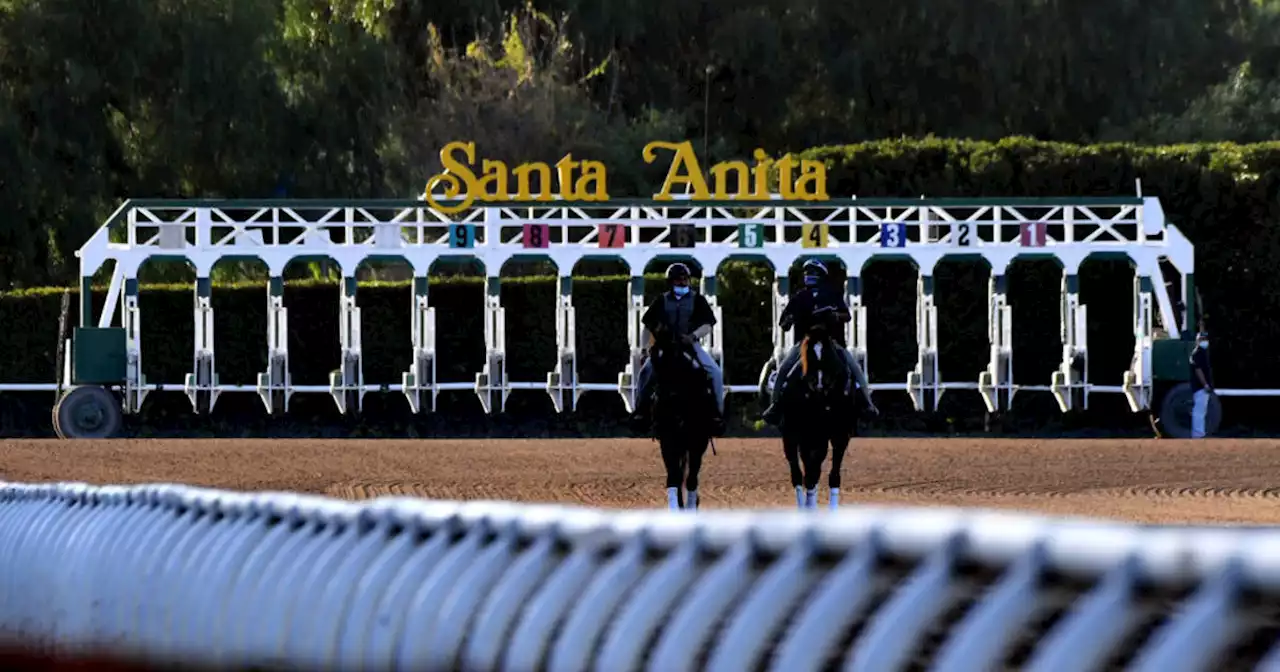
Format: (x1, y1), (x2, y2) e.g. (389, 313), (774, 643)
(673, 285), (689, 297)
(1199, 340), (1209, 349)
(803, 275), (819, 287)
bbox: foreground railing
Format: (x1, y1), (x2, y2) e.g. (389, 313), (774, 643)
(0, 481), (1278, 671)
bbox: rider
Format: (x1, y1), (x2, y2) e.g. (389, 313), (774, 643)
(762, 258), (876, 424)
(633, 262), (726, 434)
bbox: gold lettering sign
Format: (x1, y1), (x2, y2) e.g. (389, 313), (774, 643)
(423, 141), (607, 213)
(641, 140), (828, 201)
(422, 140), (828, 212)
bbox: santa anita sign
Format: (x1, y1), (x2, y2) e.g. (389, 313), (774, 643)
(422, 140), (829, 213)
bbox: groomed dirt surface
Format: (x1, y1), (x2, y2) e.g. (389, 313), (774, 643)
(3, 437), (1280, 524)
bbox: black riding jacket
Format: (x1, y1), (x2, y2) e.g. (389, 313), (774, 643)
(641, 289), (716, 340)
(780, 284), (850, 344)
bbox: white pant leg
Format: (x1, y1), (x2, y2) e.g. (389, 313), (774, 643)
(1191, 389), (1210, 438)
(692, 343), (724, 412)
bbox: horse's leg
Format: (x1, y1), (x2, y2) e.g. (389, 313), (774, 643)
(801, 437), (827, 509)
(829, 435), (849, 509)
(783, 435), (805, 508)
(660, 437), (683, 510)
(684, 436), (710, 511)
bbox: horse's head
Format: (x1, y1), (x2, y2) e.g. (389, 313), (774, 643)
(651, 343), (716, 437)
(652, 339), (696, 378)
(786, 336), (855, 435)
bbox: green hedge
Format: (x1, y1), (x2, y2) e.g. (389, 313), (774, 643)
(803, 138), (1280, 391)
(3, 137), (1279, 436)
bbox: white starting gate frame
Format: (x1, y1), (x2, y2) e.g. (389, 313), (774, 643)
(1, 192), (1202, 419)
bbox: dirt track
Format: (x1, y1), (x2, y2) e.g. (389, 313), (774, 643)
(3, 437), (1280, 524)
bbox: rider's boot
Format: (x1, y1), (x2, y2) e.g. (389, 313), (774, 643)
(630, 378), (653, 426)
(710, 409), (726, 436)
(761, 403), (782, 425)
(630, 394), (652, 435)
(629, 410), (649, 435)
(762, 378), (785, 424)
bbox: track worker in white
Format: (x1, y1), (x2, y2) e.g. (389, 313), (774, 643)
(1189, 330), (1216, 438)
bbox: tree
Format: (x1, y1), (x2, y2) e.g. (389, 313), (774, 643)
(391, 4), (684, 198)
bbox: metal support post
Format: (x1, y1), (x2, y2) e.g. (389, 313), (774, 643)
(618, 276), (646, 414)
(122, 278), (148, 414)
(907, 273), (939, 412)
(979, 275), (1013, 412)
(474, 276), (506, 414)
(847, 276), (868, 380)
(184, 277), (219, 413)
(703, 274), (725, 407)
(546, 277), (578, 413)
(774, 276), (794, 361)
(255, 277), (291, 415)
(329, 276), (363, 415)
(1123, 275), (1155, 412)
(401, 277), (436, 413)
(1052, 273), (1088, 412)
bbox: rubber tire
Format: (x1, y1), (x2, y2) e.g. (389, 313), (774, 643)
(53, 386), (122, 440)
(1157, 382), (1222, 439)
(51, 394), (64, 439)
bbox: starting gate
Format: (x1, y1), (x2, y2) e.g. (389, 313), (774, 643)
(0, 191), (1209, 437)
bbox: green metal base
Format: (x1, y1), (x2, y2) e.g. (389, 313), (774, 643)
(72, 328), (127, 385)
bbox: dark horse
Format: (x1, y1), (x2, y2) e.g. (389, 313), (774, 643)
(636, 332), (719, 510)
(763, 320), (868, 509)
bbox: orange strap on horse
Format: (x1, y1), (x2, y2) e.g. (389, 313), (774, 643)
(799, 335), (811, 376)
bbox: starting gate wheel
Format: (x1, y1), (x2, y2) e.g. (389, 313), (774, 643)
(53, 386), (122, 439)
(51, 394), (63, 439)
(1156, 382), (1222, 439)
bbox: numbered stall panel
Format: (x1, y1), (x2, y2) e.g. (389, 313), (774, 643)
(598, 223), (626, 248)
(523, 223), (550, 249)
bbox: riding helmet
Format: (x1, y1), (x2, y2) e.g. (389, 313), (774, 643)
(802, 258), (828, 278)
(666, 262), (691, 283)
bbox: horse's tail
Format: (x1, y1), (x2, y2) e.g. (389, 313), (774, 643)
(800, 335), (811, 377)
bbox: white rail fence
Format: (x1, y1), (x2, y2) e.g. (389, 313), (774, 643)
(0, 481), (1278, 671)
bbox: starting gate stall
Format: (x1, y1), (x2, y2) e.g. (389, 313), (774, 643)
(0, 192), (1222, 438)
